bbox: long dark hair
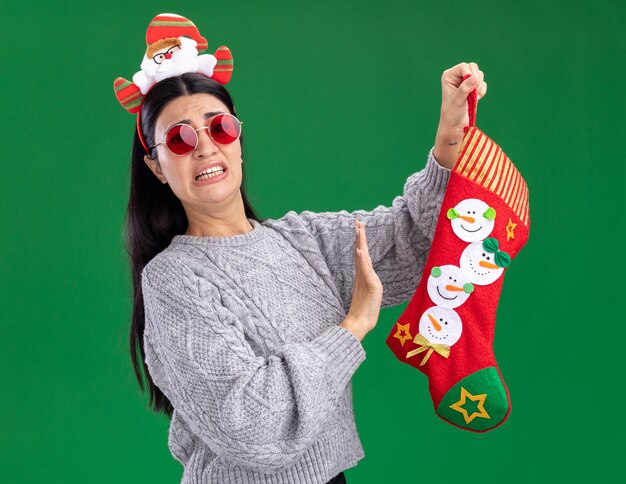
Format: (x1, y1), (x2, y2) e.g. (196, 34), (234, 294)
(126, 72), (264, 418)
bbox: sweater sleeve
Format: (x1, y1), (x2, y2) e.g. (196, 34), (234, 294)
(141, 255), (366, 473)
(291, 147), (450, 311)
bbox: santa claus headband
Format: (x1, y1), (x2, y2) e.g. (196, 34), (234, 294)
(112, 12), (234, 154)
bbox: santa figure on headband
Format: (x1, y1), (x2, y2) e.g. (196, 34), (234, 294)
(113, 12), (234, 114)
(132, 13), (218, 94)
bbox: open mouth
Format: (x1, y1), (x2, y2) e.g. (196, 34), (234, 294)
(195, 167), (226, 181)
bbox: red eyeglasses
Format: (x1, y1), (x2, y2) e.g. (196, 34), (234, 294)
(149, 113), (243, 156)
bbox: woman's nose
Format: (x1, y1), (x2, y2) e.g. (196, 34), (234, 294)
(194, 127), (219, 157)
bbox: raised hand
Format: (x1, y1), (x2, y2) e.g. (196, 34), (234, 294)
(341, 219), (383, 342)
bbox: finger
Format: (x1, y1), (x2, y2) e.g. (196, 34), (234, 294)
(468, 63), (485, 89)
(448, 62), (473, 80)
(356, 245), (371, 272)
(358, 223), (370, 254)
(354, 221), (360, 262)
(356, 220), (365, 248)
(462, 65), (483, 95)
(355, 222), (367, 251)
(459, 60), (481, 78)
(476, 80), (487, 101)
(466, 66), (483, 87)
(455, 76), (479, 105)
(358, 228), (374, 269)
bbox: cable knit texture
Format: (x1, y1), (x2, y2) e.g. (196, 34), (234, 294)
(141, 147), (450, 483)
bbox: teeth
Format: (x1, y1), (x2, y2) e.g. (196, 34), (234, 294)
(196, 168), (224, 181)
(196, 167), (224, 180)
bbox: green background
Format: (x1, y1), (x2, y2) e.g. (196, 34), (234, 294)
(2, 0), (624, 482)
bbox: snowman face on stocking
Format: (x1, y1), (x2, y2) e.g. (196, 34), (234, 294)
(427, 265), (474, 308)
(418, 306), (463, 346)
(460, 238), (511, 285)
(447, 198), (496, 242)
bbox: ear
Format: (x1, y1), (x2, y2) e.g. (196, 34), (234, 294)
(431, 266), (442, 277)
(463, 283), (475, 294)
(143, 153), (157, 171)
(447, 208), (459, 220)
(483, 207), (496, 220)
(495, 251), (511, 268)
(144, 153), (166, 182)
(482, 237), (499, 253)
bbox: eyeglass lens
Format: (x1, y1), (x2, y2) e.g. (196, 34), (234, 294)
(164, 114), (242, 155)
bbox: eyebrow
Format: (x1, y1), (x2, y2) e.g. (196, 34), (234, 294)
(165, 111), (225, 132)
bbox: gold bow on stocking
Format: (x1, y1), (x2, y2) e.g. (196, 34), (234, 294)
(405, 333), (450, 366)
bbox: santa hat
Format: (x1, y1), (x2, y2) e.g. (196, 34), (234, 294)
(145, 13), (208, 52)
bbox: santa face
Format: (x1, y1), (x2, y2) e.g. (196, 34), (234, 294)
(141, 36), (200, 81)
(449, 198), (495, 242)
(460, 241), (504, 285)
(427, 265), (474, 308)
(418, 306), (463, 346)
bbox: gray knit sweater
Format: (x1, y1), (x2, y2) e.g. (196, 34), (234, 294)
(141, 147), (450, 483)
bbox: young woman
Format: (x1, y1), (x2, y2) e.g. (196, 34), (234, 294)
(128, 64), (486, 483)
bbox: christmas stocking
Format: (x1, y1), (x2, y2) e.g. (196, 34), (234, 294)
(386, 77), (530, 432)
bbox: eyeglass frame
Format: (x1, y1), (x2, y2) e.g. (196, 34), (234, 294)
(152, 45), (182, 64)
(147, 113), (244, 155)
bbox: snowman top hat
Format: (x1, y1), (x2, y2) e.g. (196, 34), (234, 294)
(112, 12), (235, 153)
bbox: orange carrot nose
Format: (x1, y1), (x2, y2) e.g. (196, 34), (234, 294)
(428, 313), (442, 331)
(445, 285), (464, 291)
(479, 260), (500, 269)
(459, 215), (475, 223)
